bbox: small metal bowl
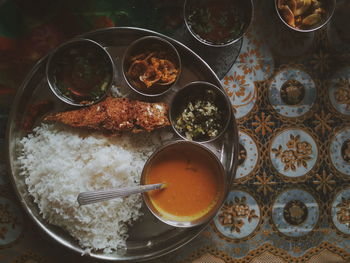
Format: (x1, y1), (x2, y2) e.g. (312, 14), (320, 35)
(141, 140), (227, 228)
(122, 36), (181, 97)
(184, 0), (254, 47)
(46, 38), (115, 106)
(275, 0), (336, 33)
(169, 81), (232, 143)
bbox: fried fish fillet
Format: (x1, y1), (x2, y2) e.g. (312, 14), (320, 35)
(44, 97), (170, 134)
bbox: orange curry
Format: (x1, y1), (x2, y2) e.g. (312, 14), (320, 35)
(144, 144), (224, 221)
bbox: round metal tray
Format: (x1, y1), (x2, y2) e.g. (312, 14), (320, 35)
(6, 27), (239, 261)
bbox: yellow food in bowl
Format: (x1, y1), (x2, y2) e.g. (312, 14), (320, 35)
(143, 142), (225, 225)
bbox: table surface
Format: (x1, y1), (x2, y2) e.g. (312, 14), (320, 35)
(1, 0), (350, 262)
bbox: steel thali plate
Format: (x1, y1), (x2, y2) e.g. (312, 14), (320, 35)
(6, 27), (239, 261)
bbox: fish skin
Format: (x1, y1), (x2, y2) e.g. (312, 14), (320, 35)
(44, 97), (170, 134)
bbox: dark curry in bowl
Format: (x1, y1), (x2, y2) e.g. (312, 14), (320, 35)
(46, 38), (115, 106)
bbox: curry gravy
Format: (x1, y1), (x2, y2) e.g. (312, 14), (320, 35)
(144, 143), (224, 221)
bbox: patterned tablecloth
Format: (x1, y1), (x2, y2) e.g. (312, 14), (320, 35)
(1, 0), (350, 262)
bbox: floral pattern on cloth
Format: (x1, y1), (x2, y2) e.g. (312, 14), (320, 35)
(272, 134), (313, 172)
(329, 67), (350, 116)
(221, 27), (274, 119)
(335, 78), (350, 110)
(330, 127), (350, 177)
(213, 191), (261, 240)
(270, 129), (318, 178)
(336, 197), (350, 229)
(252, 112), (274, 136)
(218, 196), (259, 233)
(235, 131), (259, 181)
(332, 188), (350, 236)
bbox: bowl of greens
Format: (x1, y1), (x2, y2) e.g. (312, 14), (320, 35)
(184, 0), (253, 47)
(170, 81), (232, 142)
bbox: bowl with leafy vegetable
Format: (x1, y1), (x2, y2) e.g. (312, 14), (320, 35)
(170, 81), (232, 142)
(184, 0), (253, 47)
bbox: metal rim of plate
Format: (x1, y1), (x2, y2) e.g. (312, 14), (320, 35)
(6, 27), (239, 262)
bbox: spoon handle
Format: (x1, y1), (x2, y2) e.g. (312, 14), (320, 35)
(77, 183), (164, 206)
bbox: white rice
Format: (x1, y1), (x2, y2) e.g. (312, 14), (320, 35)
(18, 123), (163, 253)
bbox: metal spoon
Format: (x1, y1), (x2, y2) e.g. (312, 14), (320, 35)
(77, 183), (166, 206)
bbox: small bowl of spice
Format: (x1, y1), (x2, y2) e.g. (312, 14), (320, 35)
(122, 36), (181, 97)
(184, 0), (253, 47)
(275, 0), (335, 32)
(46, 38), (115, 106)
(170, 81), (232, 142)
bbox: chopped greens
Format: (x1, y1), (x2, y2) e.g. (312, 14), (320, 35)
(187, 0), (246, 45)
(175, 97), (224, 141)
